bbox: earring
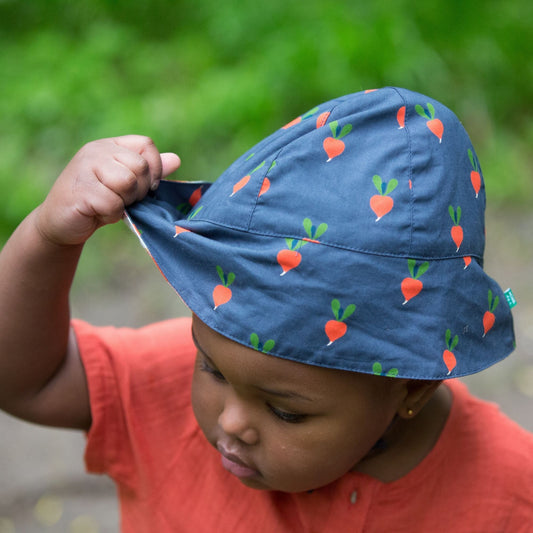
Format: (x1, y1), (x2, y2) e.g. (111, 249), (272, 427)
(407, 408), (414, 417)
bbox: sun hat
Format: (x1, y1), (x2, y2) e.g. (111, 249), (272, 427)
(124, 86), (515, 380)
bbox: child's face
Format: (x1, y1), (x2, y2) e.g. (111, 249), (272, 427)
(191, 315), (409, 493)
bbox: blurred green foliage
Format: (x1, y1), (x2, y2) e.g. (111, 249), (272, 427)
(1, 0), (532, 244)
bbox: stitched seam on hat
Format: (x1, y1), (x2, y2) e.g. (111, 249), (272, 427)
(189, 218), (482, 261)
(245, 148), (284, 231)
(391, 87), (415, 256)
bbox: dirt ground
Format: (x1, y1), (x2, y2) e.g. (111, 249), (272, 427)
(0, 205), (532, 532)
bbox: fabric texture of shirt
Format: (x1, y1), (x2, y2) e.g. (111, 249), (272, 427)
(73, 317), (533, 532)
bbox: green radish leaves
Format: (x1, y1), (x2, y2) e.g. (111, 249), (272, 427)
(448, 205), (462, 225)
(407, 259), (429, 279)
(373, 361), (399, 377)
(488, 289), (500, 312)
(330, 298), (356, 322)
(373, 175), (398, 195)
(445, 328), (459, 351)
(250, 333), (275, 353)
(329, 120), (352, 139)
(415, 103), (435, 120)
(468, 148), (479, 172)
(216, 265), (235, 287)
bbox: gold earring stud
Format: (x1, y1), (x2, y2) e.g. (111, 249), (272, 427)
(407, 408), (414, 417)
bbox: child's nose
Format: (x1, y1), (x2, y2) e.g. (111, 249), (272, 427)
(218, 395), (259, 445)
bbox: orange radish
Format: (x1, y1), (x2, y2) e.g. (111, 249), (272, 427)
(258, 177), (270, 197)
(370, 175), (398, 221)
(189, 186), (203, 207)
(448, 205), (463, 251)
(173, 225), (190, 238)
(277, 247), (302, 276)
(468, 149), (481, 198)
(230, 161), (265, 197)
(277, 218), (328, 275)
(325, 299), (356, 346)
(213, 266), (235, 310)
(323, 120), (352, 162)
(415, 103), (444, 143)
(316, 111), (330, 128)
(443, 329), (458, 375)
(250, 333), (275, 354)
(282, 106), (319, 129)
(397, 106), (406, 129)
(258, 161), (276, 198)
(401, 259), (429, 304)
(482, 289), (499, 337)
(463, 256), (472, 269)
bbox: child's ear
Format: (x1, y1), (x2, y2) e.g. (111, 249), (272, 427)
(398, 380), (443, 419)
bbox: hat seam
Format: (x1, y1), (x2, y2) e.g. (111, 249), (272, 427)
(390, 87), (416, 258)
(187, 217), (483, 261)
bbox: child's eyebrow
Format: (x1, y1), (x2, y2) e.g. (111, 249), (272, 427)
(191, 327), (315, 402)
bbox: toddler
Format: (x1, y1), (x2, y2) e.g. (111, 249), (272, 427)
(0, 87), (531, 532)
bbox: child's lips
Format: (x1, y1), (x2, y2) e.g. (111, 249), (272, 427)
(217, 445), (259, 478)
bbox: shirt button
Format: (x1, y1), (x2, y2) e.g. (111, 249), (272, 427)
(350, 491), (357, 505)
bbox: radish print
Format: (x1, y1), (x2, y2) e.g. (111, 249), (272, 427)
(372, 362), (399, 377)
(177, 186), (203, 215)
(468, 149), (481, 198)
(397, 106), (406, 129)
(448, 205), (464, 252)
(463, 256), (472, 269)
(173, 225), (190, 238)
(282, 106), (319, 129)
(415, 103), (444, 143)
(316, 111), (330, 128)
(277, 218), (328, 275)
(325, 299), (356, 346)
(482, 289), (499, 337)
(213, 266), (235, 310)
(230, 161), (265, 197)
(443, 329), (458, 375)
(370, 175), (398, 221)
(323, 120), (352, 162)
(401, 259), (429, 305)
(250, 333), (275, 354)
(258, 161), (276, 198)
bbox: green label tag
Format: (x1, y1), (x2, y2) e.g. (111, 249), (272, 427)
(504, 288), (517, 308)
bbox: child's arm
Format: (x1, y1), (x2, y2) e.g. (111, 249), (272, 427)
(0, 135), (180, 430)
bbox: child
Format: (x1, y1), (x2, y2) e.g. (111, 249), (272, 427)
(0, 87), (531, 532)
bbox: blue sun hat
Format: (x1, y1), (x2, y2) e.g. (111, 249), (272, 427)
(125, 87), (515, 380)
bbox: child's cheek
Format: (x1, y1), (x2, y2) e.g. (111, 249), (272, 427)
(191, 371), (221, 442)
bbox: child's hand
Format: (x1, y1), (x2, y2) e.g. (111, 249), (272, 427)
(36, 135), (181, 246)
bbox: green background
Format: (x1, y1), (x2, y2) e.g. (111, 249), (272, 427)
(1, 0), (532, 247)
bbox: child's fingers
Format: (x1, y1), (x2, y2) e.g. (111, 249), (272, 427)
(160, 153), (181, 180)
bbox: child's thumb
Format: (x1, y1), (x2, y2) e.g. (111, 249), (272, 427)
(160, 152), (181, 178)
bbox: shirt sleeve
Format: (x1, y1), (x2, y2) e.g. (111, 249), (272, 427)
(72, 317), (196, 490)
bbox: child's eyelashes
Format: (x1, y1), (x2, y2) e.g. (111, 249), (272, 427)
(199, 359), (226, 382)
(268, 405), (307, 424)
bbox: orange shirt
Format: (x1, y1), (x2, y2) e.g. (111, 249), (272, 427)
(74, 317), (533, 532)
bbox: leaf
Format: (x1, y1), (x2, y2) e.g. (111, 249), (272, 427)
(187, 206), (203, 220)
(385, 178), (398, 195)
(445, 328), (451, 348)
(303, 217), (313, 238)
(252, 160), (266, 173)
(250, 333), (259, 350)
(341, 303), (356, 321)
(427, 102), (435, 120)
(416, 261), (429, 278)
(450, 334), (459, 351)
(216, 265), (225, 284)
(245, 152), (255, 161)
(293, 239), (306, 251)
(488, 289), (493, 308)
(415, 104), (429, 120)
(329, 120), (339, 138)
(407, 258), (416, 278)
(468, 148), (477, 170)
(456, 205), (462, 225)
(386, 368), (399, 377)
(226, 272), (235, 287)
(372, 174), (383, 194)
(263, 339), (275, 353)
(314, 222), (328, 239)
(268, 160), (277, 172)
(372, 362), (383, 375)
(339, 123), (352, 139)
(492, 295), (499, 312)
(285, 237), (294, 249)
(302, 106), (319, 119)
(331, 298), (341, 320)
(448, 205), (455, 223)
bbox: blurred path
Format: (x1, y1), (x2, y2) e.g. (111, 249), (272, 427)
(1, 206), (531, 531)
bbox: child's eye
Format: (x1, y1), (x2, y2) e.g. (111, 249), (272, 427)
(268, 405), (307, 424)
(200, 359), (226, 382)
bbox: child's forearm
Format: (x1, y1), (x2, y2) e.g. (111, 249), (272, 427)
(0, 206), (83, 419)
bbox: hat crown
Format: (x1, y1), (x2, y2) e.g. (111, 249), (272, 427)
(194, 87), (485, 261)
